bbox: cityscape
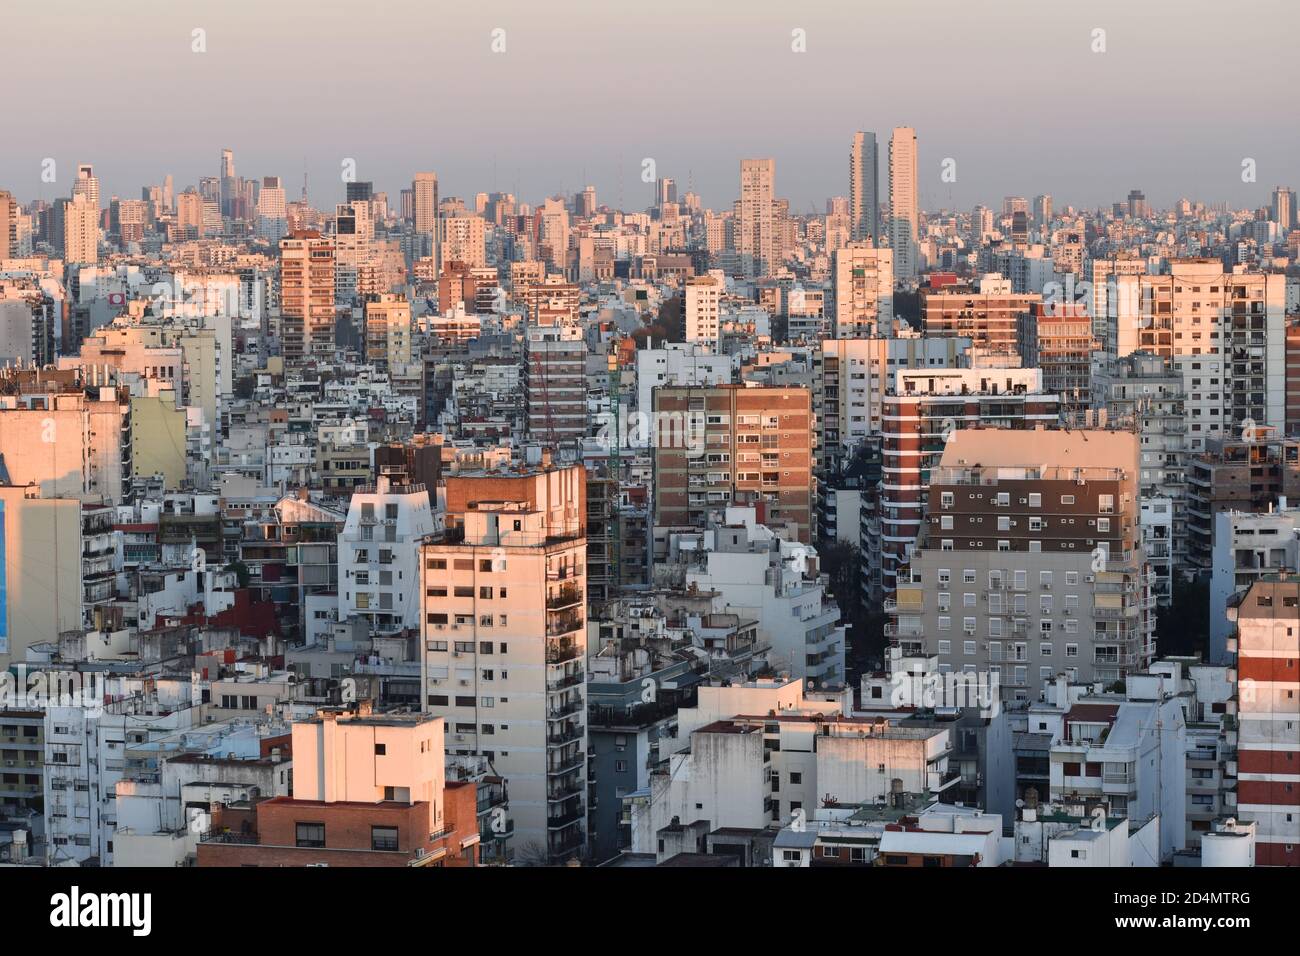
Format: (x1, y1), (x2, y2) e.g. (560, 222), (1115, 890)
(0, 6), (1294, 902)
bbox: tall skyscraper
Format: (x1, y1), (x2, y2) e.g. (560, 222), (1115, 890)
(413, 171), (439, 261)
(256, 176), (287, 240)
(0, 190), (16, 258)
(1032, 194), (1053, 231)
(1271, 186), (1295, 233)
(220, 148), (236, 217)
(737, 158), (775, 279)
(413, 172), (438, 234)
(888, 127), (918, 280)
(63, 193), (99, 264)
(72, 163), (100, 209)
(849, 131), (879, 244)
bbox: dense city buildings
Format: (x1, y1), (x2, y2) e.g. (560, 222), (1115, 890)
(0, 8), (1295, 883)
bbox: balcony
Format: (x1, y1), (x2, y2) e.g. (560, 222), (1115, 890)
(546, 641), (581, 665)
(547, 584), (583, 610)
(547, 698), (584, 720)
(546, 671), (585, 692)
(547, 725), (583, 747)
(547, 612), (583, 637)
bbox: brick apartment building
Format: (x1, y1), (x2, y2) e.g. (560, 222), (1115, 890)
(653, 384), (814, 543)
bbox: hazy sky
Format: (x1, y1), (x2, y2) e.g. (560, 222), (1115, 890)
(4, 0), (1297, 214)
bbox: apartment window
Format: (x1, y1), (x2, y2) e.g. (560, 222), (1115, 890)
(374, 744), (386, 756)
(941, 492), (954, 509)
(963, 570), (976, 584)
(1028, 493), (1041, 508)
(963, 640), (976, 655)
(938, 640), (952, 655)
(371, 826), (399, 852)
(938, 616), (952, 631)
(295, 823), (326, 848)
(963, 593), (976, 608)
(1097, 518), (1110, 533)
(1061, 495), (1075, 505)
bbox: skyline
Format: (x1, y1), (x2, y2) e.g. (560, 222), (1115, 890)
(4, 0), (1297, 211)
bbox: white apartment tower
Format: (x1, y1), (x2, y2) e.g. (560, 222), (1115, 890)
(831, 242), (894, 337)
(683, 272), (724, 348)
(420, 464), (588, 863)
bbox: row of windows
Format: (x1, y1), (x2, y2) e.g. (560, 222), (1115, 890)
(937, 569), (1084, 588)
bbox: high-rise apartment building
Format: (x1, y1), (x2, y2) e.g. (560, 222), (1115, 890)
(256, 176), (287, 240)
(279, 229), (336, 360)
(441, 214), (487, 268)
(72, 163), (99, 209)
(888, 127), (918, 280)
(652, 384), (815, 543)
(0, 190), (16, 258)
(1017, 302), (1092, 419)
(922, 277), (1041, 357)
(737, 159), (776, 279)
(1227, 575), (1300, 866)
(1186, 428), (1300, 571)
(683, 272), (723, 348)
(364, 294), (413, 370)
(62, 194), (99, 265)
(524, 318), (587, 447)
(830, 242), (894, 337)
(1032, 194), (1053, 231)
(891, 428), (1155, 704)
(849, 131), (880, 244)
(413, 171), (439, 260)
(877, 368), (1060, 593)
(816, 335), (971, 473)
(419, 463), (588, 862)
(1271, 186), (1295, 233)
(338, 474), (436, 635)
(1109, 260), (1288, 440)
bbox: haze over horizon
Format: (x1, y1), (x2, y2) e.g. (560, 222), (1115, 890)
(4, 0), (1298, 212)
